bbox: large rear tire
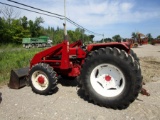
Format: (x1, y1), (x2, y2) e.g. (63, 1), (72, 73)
(79, 47), (142, 109)
(130, 49), (139, 64)
(29, 63), (57, 95)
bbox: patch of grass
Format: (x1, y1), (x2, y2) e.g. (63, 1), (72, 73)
(0, 43), (22, 50)
(0, 47), (45, 85)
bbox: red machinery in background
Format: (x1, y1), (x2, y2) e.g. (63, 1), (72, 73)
(151, 38), (160, 45)
(127, 32), (148, 48)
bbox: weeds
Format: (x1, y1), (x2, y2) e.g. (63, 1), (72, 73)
(0, 47), (44, 85)
(0, 43), (22, 50)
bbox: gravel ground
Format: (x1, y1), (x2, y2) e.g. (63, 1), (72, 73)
(0, 44), (160, 120)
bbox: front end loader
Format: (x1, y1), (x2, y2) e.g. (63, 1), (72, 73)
(8, 67), (29, 89)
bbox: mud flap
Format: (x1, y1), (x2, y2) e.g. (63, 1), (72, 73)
(8, 67), (29, 89)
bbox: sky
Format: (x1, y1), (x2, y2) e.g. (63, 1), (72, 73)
(1, 0), (160, 40)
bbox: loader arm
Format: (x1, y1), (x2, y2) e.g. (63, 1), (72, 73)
(30, 40), (70, 69)
(69, 40), (82, 48)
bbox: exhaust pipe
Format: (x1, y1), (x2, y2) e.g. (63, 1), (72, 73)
(8, 67), (29, 89)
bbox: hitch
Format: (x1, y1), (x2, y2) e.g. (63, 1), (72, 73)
(140, 88), (150, 96)
(140, 82), (150, 96)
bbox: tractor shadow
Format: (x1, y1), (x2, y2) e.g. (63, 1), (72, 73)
(57, 77), (78, 87)
(57, 77), (93, 105)
(48, 87), (59, 95)
(57, 77), (129, 110)
(77, 88), (108, 109)
(77, 88), (129, 110)
(77, 88), (92, 103)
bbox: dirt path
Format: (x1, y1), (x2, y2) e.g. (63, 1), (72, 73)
(0, 44), (160, 120)
(133, 44), (160, 83)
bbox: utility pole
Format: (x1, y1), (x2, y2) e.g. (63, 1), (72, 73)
(102, 34), (104, 43)
(63, 0), (67, 40)
(82, 29), (85, 44)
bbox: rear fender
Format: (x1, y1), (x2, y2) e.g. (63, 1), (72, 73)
(86, 42), (131, 53)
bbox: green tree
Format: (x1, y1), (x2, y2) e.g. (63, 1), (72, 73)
(0, 17), (13, 43)
(68, 30), (75, 42)
(28, 20), (35, 37)
(39, 26), (55, 41)
(88, 35), (94, 43)
(28, 17), (44, 37)
(146, 33), (153, 43)
(75, 28), (83, 41)
(0, 17), (7, 43)
(20, 16), (28, 29)
(157, 35), (160, 39)
(34, 17), (44, 36)
(100, 38), (112, 42)
(53, 28), (64, 44)
(0, 6), (96, 45)
(112, 35), (121, 42)
(68, 28), (84, 42)
(132, 32), (137, 39)
(11, 19), (24, 43)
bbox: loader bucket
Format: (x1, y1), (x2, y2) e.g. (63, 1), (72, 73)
(8, 67), (29, 89)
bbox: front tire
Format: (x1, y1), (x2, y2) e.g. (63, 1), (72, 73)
(29, 63), (57, 95)
(80, 47), (142, 109)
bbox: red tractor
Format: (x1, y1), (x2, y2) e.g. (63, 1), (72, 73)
(9, 38), (143, 109)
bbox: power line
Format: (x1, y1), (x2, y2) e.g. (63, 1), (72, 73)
(66, 18), (103, 36)
(0, 2), (64, 20)
(5, 0), (103, 36)
(7, 0), (64, 18)
(7, 0), (103, 36)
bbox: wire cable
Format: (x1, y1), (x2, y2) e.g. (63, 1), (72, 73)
(0, 2), (64, 20)
(66, 18), (103, 36)
(5, 0), (103, 36)
(7, 0), (64, 18)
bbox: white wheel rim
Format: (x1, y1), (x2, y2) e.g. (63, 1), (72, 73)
(90, 64), (125, 97)
(31, 71), (49, 91)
